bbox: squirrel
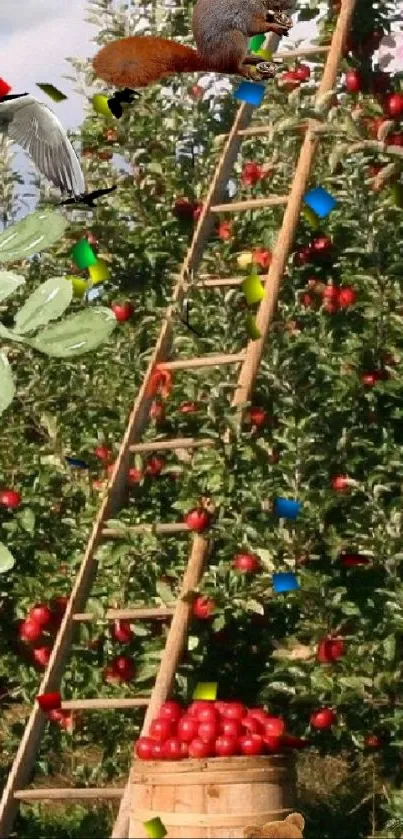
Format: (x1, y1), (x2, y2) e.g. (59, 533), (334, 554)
(92, 0), (294, 90)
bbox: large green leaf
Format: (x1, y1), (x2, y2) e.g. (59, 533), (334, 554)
(0, 542), (15, 574)
(28, 307), (117, 358)
(14, 277), (73, 335)
(0, 352), (15, 414)
(0, 209), (67, 263)
(0, 270), (25, 302)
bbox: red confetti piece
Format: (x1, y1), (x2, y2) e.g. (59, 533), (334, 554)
(36, 692), (62, 711)
(146, 365), (173, 399)
(0, 78), (12, 97)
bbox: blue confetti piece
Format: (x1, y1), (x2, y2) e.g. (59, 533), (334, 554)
(303, 187), (337, 219)
(85, 283), (105, 302)
(274, 497), (301, 520)
(65, 457), (90, 470)
(233, 82), (265, 107)
(272, 572), (299, 593)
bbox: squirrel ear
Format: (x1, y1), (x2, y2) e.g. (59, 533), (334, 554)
(285, 813), (305, 832)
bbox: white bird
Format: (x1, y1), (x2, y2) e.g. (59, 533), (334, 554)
(0, 93), (85, 197)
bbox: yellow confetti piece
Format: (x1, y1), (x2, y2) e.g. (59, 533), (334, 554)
(92, 94), (113, 117)
(245, 313), (262, 340)
(255, 48), (273, 60)
(65, 275), (89, 298)
(241, 274), (265, 305)
(193, 682), (217, 700)
(88, 258), (110, 284)
(301, 206), (320, 229)
(143, 817), (167, 839)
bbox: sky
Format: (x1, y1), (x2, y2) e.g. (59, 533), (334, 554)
(0, 0), (322, 215)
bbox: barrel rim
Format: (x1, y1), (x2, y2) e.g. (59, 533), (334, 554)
(133, 753), (296, 773)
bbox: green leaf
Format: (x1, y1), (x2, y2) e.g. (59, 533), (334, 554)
(14, 277), (73, 335)
(254, 548), (275, 571)
(28, 308), (117, 358)
(0, 542), (15, 574)
(245, 599), (264, 615)
(156, 581), (174, 603)
(0, 323), (27, 344)
(17, 508), (36, 535)
(0, 352), (15, 414)
(0, 209), (67, 263)
(86, 598), (105, 620)
(0, 270), (25, 302)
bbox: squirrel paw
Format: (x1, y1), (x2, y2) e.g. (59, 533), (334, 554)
(265, 9), (293, 30)
(255, 61), (277, 79)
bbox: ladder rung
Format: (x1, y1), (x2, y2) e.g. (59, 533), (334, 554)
(163, 352), (245, 371)
(102, 522), (189, 538)
(60, 698), (149, 711)
(73, 606), (175, 622)
(130, 437), (215, 453)
(211, 195), (288, 213)
(14, 788), (124, 801)
(276, 44), (331, 60)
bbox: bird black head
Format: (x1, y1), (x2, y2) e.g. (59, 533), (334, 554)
(0, 93), (29, 102)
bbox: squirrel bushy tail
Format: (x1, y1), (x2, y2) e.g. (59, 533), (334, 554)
(92, 36), (207, 89)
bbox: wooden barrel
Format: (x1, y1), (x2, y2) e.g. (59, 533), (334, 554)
(130, 754), (296, 838)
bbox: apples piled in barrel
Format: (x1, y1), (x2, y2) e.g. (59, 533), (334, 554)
(135, 700), (307, 760)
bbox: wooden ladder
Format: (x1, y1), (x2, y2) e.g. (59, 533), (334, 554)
(0, 3), (357, 836)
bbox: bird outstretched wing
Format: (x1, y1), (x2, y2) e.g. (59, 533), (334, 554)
(7, 96), (85, 196)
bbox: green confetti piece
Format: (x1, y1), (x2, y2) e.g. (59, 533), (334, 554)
(70, 239), (98, 270)
(143, 817), (167, 839)
(245, 313), (262, 340)
(193, 682), (217, 700)
(241, 275), (265, 305)
(392, 183), (403, 209)
(36, 83), (67, 102)
(249, 34), (266, 52)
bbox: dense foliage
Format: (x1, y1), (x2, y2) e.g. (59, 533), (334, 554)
(1, 0), (403, 837)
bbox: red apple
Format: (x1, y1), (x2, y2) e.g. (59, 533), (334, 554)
(217, 220), (232, 240)
(136, 736), (155, 760)
(365, 734), (382, 749)
(28, 604), (53, 628)
(188, 738), (212, 758)
(220, 719), (242, 737)
(239, 734), (264, 756)
(95, 445), (112, 463)
(384, 92), (403, 119)
(173, 197), (195, 220)
(241, 162), (262, 186)
(215, 734), (239, 757)
(103, 664), (123, 685)
(331, 475), (350, 491)
(127, 467), (143, 485)
(185, 508), (211, 532)
(111, 302), (133, 322)
(159, 700), (183, 723)
(252, 248), (272, 269)
(247, 407), (267, 428)
(222, 702), (247, 721)
(338, 286), (357, 308)
(310, 708), (336, 729)
(111, 620), (133, 644)
(192, 595), (216, 620)
(151, 741), (165, 759)
(179, 401), (198, 414)
(145, 456), (165, 477)
(110, 655), (136, 682)
(149, 718), (173, 742)
(177, 716), (199, 742)
(163, 737), (183, 760)
(232, 553), (261, 574)
(18, 618), (43, 644)
(198, 720), (219, 742)
(32, 645), (52, 668)
(345, 69), (363, 93)
(294, 64), (311, 81)
(264, 717), (285, 738)
(0, 489), (21, 509)
(317, 637), (345, 663)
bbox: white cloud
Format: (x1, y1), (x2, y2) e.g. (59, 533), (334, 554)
(0, 0), (77, 32)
